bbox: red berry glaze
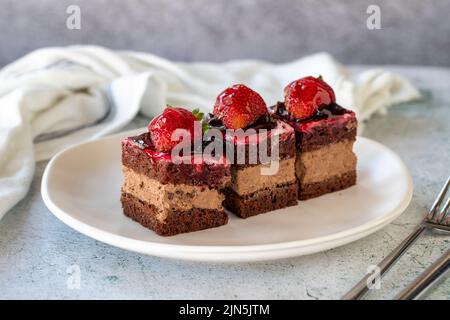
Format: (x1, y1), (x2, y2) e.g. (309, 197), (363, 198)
(284, 76), (336, 120)
(213, 84), (268, 129)
(148, 107), (197, 153)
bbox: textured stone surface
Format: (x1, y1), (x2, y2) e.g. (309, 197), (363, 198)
(0, 66), (449, 300)
(0, 0), (449, 67)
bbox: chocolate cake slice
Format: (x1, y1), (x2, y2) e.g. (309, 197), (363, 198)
(121, 108), (230, 236)
(274, 102), (357, 200)
(273, 76), (358, 200)
(209, 84), (299, 218)
(221, 118), (298, 218)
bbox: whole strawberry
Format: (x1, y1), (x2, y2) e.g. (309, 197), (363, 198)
(284, 76), (336, 120)
(213, 84), (268, 129)
(148, 107), (197, 152)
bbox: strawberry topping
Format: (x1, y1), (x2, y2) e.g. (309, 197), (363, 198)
(213, 84), (268, 129)
(284, 76), (336, 120)
(148, 107), (197, 152)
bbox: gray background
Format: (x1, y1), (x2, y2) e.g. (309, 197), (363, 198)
(0, 0), (448, 67)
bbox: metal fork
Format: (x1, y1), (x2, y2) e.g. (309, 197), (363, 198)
(395, 248), (449, 299)
(342, 176), (450, 300)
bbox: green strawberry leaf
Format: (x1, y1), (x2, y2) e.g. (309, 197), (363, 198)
(202, 122), (209, 134)
(192, 108), (204, 121)
(192, 108), (209, 134)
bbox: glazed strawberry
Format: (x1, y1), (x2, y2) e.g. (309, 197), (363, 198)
(284, 76), (336, 120)
(213, 84), (268, 129)
(148, 107), (197, 152)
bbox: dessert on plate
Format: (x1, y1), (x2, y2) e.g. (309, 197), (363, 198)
(120, 76), (358, 236)
(273, 76), (357, 200)
(207, 84), (298, 218)
(121, 107), (230, 236)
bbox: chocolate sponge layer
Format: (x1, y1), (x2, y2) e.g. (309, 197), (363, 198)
(122, 136), (231, 189)
(298, 170), (356, 200)
(224, 182), (298, 219)
(121, 192), (228, 236)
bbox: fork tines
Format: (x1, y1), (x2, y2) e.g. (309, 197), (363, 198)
(426, 176), (450, 227)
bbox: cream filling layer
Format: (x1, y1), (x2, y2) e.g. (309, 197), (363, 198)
(122, 166), (224, 216)
(231, 158), (297, 196)
(296, 140), (356, 184)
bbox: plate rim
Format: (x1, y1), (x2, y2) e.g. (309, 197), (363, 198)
(41, 132), (413, 261)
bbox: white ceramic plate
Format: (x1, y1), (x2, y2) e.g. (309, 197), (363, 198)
(42, 129), (413, 262)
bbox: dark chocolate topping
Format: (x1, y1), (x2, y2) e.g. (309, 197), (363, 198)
(271, 101), (349, 123)
(205, 113), (277, 132)
(130, 133), (152, 149)
(130, 131), (212, 156)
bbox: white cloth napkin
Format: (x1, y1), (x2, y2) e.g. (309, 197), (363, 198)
(0, 45), (421, 220)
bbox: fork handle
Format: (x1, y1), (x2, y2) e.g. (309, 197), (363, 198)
(342, 224), (427, 300)
(395, 249), (450, 300)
